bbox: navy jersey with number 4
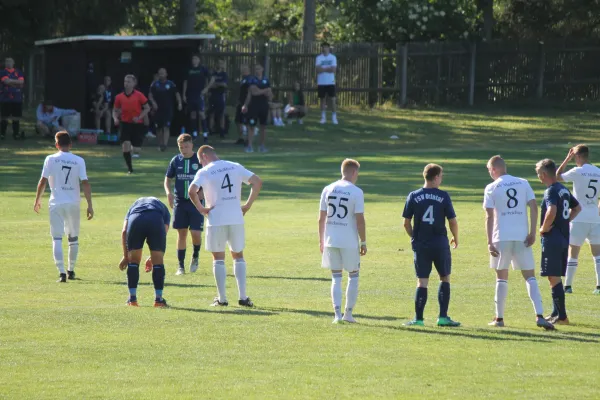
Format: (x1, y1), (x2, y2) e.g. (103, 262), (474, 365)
(166, 154), (202, 202)
(402, 188), (456, 248)
(541, 182), (579, 241)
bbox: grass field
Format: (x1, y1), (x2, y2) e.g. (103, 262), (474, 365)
(2, 108), (600, 399)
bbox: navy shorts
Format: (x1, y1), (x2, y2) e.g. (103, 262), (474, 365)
(126, 211), (167, 252)
(173, 200), (204, 231)
(540, 235), (568, 277)
(248, 102), (269, 127)
(413, 246), (452, 279)
(210, 94), (226, 116)
(154, 108), (173, 129)
(187, 94), (205, 113)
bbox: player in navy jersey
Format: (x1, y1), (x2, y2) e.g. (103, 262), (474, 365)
(149, 68), (182, 152)
(242, 64), (272, 153)
(235, 65), (253, 145)
(119, 197), (171, 307)
(0, 57), (25, 140)
(183, 54), (210, 142)
(402, 164), (460, 327)
(536, 159), (581, 324)
(206, 60), (228, 137)
(164, 134), (204, 275)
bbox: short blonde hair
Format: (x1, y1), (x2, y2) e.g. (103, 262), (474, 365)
(341, 158), (360, 175)
(177, 133), (193, 144)
(423, 163), (443, 182)
(197, 145), (215, 157)
(487, 155), (505, 169)
(573, 144), (589, 158)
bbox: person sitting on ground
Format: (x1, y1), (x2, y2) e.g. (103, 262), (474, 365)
(36, 100), (77, 138)
(269, 89), (285, 127)
(285, 81), (306, 124)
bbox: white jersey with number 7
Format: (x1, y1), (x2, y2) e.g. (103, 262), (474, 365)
(190, 159), (254, 227)
(320, 180), (364, 249)
(41, 151), (88, 207)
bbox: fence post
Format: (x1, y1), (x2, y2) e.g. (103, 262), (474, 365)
(468, 42), (476, 107)
(400, 43), (408, 107)
(28, 51), (34, 109)
(395, 42), (402, 107)
(264, 42), (270, 77)
(536, 41), (545, 99)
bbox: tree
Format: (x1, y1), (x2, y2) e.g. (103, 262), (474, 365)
(478, 0), (494, 40)
(303, 0), (316, 41)
(179, 0), (197, 34)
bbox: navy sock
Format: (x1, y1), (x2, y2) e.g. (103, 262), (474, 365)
(127, 263), (140, 297)
(193, 244), (200, 258)
(438, 282), (450, 318)
(123, 152), (133, 172)
(12, 120), (19, 136)
(177, 249), (186, 268)
(415, 287), (428, 321)
(152, 264), (165, 299)
(0, 120), (7, 135)
(189, 116), (198, 133)
(551, 282), (567, 320)
(201, 118), (208, 132)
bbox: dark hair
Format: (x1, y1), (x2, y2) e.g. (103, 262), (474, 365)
(177, 133), (193, 144)
(191, 53), (200, 59)
(43, 100), (53, 107)
(423, 163), (443, 182)
(55, 131), (72, 147)
(535, 159), (557, 176)
(321, 42), (330, 48)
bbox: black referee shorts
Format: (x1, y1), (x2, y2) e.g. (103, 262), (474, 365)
(120, 122), (145, 147)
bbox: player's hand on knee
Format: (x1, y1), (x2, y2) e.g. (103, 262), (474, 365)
(119, 256), (128, 271)
(145, 256), (153, 273)
(451, 237), (458, 249)
(87, 206), (94, 220)
(488, 243), (499, 257)
(360, 244), (367, 256)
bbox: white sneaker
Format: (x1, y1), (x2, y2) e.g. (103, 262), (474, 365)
(245, 146), (254, 153)
(175, 267), (185, 275)
(342, 314), (357, 323)
(332, 317), (343, 324)
(145, 132), (156, 138)
(320, 117), (326, 124)
(488, 319), (504, 327)
(332, 116), (339, 125)
(189, 257), (199, 273)
(132, 154), (140, 158)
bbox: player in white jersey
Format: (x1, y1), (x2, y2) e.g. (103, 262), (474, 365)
(557, 144), (600, 294)
(484, 156), (554, 330)
(34, 131), (94, 282)
(315, 42), (338, 125)
(318, 159), (367, 324)
(188, 145), (262, 307)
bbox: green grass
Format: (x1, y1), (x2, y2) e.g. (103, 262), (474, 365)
(2, 108), (600, 399)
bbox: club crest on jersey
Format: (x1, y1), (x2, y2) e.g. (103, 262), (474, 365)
(166, 84), (171, 89)
(262, 80), (267, 84)
(250, 119), (255, 124)
(192, 163), (199, 171)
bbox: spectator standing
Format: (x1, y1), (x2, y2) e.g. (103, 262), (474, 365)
(0, 57), (25, 140)
(242, 64), (272, 153)
(36, 101), (77, 138)
(315, 42), (338, 125)
(149, 68), (183, 152)
(206, 60), (228, 137)
(183, 54), (210, 142)
(234, 64), (253, 145)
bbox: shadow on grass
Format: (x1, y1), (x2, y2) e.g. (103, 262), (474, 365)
(250, 275), (330, 282)
(170, 306), (276, 317)
(260, 306), (402, 321)
(77, 280), (212, 289)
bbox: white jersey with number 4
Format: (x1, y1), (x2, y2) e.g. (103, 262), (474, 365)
(41, 151), (88, 207)
(561, 164), (600, 224)
(483, 174), (535, 242)
(191, 159), (254, 227)
(320, 180), (364, 249)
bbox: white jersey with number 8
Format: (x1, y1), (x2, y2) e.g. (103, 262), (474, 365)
(41, 151), (88, 207)
(191, 159), (254, 227)
(320, 180), (364, 249)
(483, 174), (535, 242)
(561, 164), (600, 224)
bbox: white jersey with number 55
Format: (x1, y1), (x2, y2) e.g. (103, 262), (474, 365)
(561, 164), (600, 224)
(191, 159), (254, 227)
(483, 174), (535, 242)
(320, 180), (364, 249)
(41, 151), (88, 207)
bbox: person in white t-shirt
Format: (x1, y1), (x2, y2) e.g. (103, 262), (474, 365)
(188, 145), (263, 307)
(34, 131), (94, 282)
(315, 42), (338, 125)
(484, 155), (554, 330)
(319, 158), (367, 324)
(557, 144), (600, 294)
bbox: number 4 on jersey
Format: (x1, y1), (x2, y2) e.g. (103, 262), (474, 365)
(221, 173), (233, 193)
(422, 205), (434, 225)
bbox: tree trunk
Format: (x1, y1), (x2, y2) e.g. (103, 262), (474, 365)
(179, 0), (197, 34)
(302, 0), (316, 42)
(478, 0), (494, 41)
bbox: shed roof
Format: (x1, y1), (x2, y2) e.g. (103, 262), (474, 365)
(35, 34), (215, 46)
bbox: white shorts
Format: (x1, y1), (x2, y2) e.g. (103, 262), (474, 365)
(206, 224), (245, 253)
(570, 222), (600, 246)
(489, 241), (534, 271)
(49, 203), (81, 239)
(322, 247), (360, 272)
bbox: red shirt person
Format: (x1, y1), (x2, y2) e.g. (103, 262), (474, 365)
(0, 57), (25, 140)
(113, 75), (151, 174)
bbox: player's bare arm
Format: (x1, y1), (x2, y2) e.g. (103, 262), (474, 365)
(556, 148), (575, 181)
(241, 87), (254, 113)
(188, 183), (212, 215)
(175, 92), (183, 111)
(119, 219), (129, 270)
(33, 177), (48, 213)
(202, 77), (216, 96)
(540, 205), (557, 234)
(182, 80), (188, 103)
(485, 208), (498, 256)
(164, 176), (174, 208)
(403, 217), (413, 237)
(135, 102), (151, 122)
(148, 92), (158, 111)
(356, 213), (367, 256)
(448, 217), (459, 249)
(569, 204), (582, 222)
(112, 106), (121, 125)
(81, 179), (94, 220)
(318, 210), (326, 253)
(525, 199), (538, 247)
(242, 174), (263, 215)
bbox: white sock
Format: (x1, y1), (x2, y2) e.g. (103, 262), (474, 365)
(565, 257), (578, 287)
(213, 260), (227, 302)
(321, 111), (326, 119)
(332, 112), (337, 118)
(594, 256), (600, 286)
(331, 272), (342, 318)
(53, 238), (65, 274)
(68, 237), (79, 272)
(233, 258), (247, 300)
(344, 271), (359, 316)
(526, 276), (544, 316)
(495, 279), (508, 318)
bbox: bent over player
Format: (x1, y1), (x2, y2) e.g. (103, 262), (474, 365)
(119, 197), (171, 307)
(402, 164), (460, 327)
(34, 131), (94, 282)
(484, 156), (554, 330)
(165, 134), (204, 275)
(189, 146), (263, 307)
(319, 159), (367, 324)
(556, 144), (600, 294)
